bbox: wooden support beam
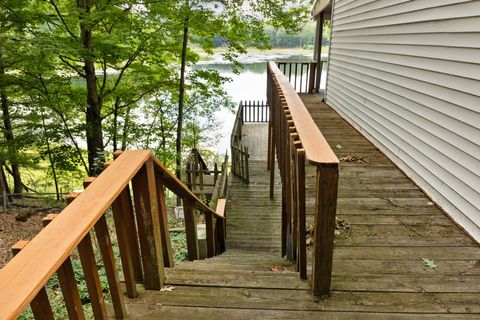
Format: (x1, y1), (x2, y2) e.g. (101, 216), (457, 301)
(11, 241), (54, 320)
(67, 193), (108, 320)
(111, 187), (139, 298)
(183, 200), (199, 261)
(83, 178), (126, 319)
(312, 165), (339, 296)
(42, 215), (84, 320)
(154, 174), (175, 267)
(205, 212), (215, 257)
(131, 160), (166, 290)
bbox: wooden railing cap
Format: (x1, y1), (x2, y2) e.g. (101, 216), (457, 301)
(268, 61), (339, 166)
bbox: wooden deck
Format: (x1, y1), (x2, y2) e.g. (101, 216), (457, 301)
(121, 95), (480, 319)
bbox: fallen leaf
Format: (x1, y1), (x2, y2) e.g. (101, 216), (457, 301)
(269, 266), (281, 273)
(160, 285), (175, 292)
(336, 144), (342, 149)
(339, 154), (369, 164)
(427, 201), (434, 206)
(421, 258), (438, 270)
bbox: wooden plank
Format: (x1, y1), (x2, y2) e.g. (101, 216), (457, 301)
(154, 176), (174, 267)
(129, 286), (480, 314)
(11, 241), (54, 320)
(0, 151), (151, 319)
(122, 304), (480, 320)
(132, 159), (166, 290)
(184, 200), (199, 261)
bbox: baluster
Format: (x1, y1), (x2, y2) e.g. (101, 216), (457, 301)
(11, 241), (54, 320)
(66, 192), (108, 320)
(244, 145), (249, 183)
(42, 215), (85, 320)
(83, 177), (126, 319)
(131, 159), (166, 290)
(299, 63), (304, 93)
(308, 62), (317, 94)
(183, 200), (199, 261)
(288, 63), (292, 82)
(296, 149), (307, 279)
(214, 162), (219, 185)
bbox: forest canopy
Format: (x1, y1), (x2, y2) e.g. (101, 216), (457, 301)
(0, 0), (313, 197)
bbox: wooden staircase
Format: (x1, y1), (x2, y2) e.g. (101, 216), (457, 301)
(122, 160), (319, 319)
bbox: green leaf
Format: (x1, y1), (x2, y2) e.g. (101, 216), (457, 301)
(421, 258), (438, 270)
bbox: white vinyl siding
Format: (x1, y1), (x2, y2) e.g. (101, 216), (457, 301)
(325, 0), (480, 239)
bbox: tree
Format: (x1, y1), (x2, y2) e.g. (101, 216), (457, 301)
(34, 0), (173, 175)
(158, 0), (312, 184)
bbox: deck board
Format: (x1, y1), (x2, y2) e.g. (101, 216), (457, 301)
(122, 95), (480, 319)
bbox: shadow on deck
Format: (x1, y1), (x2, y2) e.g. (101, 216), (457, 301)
(122, 95), (480, 319)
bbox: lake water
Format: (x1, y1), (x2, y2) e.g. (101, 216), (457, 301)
(196, 51), (315, 154)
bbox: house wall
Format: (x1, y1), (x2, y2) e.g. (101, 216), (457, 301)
(325, 0), (480, 240)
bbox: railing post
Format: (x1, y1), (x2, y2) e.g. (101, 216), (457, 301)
(308, 62), (317, 94)
(11, 241), (54, 320)
(183, 200), (199, 261)
(131, 159), (166, 290)
(312, 164), (339, 296)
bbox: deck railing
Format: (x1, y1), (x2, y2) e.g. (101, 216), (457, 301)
(267, 61), (339, 296)
(231, 102), (250, 183)
(277, 58), (328, 94)
(185, 148), (221, 193)
(241, 100), (269, 123)
(0, 150), (227, 319)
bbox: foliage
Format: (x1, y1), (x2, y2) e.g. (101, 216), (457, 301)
(171, 231), (188, 262)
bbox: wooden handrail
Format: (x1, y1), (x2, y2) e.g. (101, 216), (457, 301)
(268, 62), (338, 166)
(151, 156), (223, 219)
(0, 151), (150, 319)
(267, 61), (339, 296)
(0, 150), (225, 319)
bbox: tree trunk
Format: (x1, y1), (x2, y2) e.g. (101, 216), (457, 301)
(176, 24), (189, 205)
(121, 107), (131, 151)
(0, 66), (22, 195)
(0, 161), (9, 209)
(112, 98), (120, 151)
(41, 115), (60, 200)
(78, 0), (104, 176)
